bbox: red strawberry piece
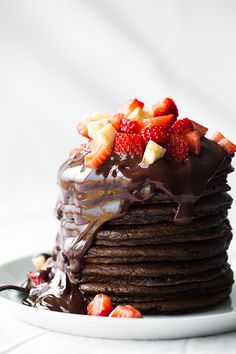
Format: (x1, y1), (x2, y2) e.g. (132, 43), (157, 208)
(120, 118), (141, 134)
(141, 114), (176, 129)
(212, 132), (236, 154)
(114, 133), (144, 157)
(76, 121), (89, 138)
(142, 125), (169, 145)
(166, 134), (189, 161)
(109, 305), (142, 318)
(87, 294), (113, 316)
(212, 131), (225, 143)
(169, 118), (193, 135)
(185, 131), (201, 155)
(28, 272), (45, 287)
(109, 113), (124, 131)
(152, 98), (178, 118)
(191, 121), (208, 137)
(127, 98), (144, 111)
(85, 144), (112, 169)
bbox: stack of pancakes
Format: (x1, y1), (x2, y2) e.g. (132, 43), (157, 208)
(80, 181), (234, 314)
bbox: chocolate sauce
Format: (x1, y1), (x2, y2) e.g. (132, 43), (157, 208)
(22, 138), (232, 313)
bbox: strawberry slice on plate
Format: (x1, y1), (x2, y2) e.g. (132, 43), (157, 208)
(85, 144), (113, 169)
(87, 294), (113, 316)
(109, 305), (142, 318)
(152, 98), (178, 118)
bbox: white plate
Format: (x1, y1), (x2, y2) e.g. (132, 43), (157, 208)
(0, 256), (236, 340)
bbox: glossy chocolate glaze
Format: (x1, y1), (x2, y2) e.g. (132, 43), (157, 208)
(21, 138), (232, 313)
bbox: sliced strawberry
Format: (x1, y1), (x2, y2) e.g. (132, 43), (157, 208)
(141, 114), (176, 129)
(191, 121), (208, 137)
(127, 98), (144, 112)
(76, 121), (89, 138)
(109, 113), (124, 131)
(152, 98), (178, 118)
(69, 141), (95, 157)
(27, 271), (45, 287)
(169, 118), (193, 135)
(120, 118), (141, 134)
(87, 294), (113, 316)
(114, 133), (144, 157)
(142, 125), (169, 145)
(185, 131), (201, 155)
(85, 144), (112, 169)
(212, 131), (225, 143)
(166, 134), (189, 161)
(109, 305), (142, 318)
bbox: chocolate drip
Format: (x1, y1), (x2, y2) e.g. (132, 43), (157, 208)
(23, 138), (232, 313)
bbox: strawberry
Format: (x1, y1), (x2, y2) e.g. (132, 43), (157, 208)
(85, 144), (112, 169)
(87, 294), (113, 316)
(127, 98), (144, 112)
(166, 134), (189, 161)
(191, 121), (208, 137)
(141, 114), (176, 129)
(69, 141), (95, 158)
(109, 305), (142, 318)
(142, 125), (169, 145)
(76, 121), (89, 138)
(120, 118), (141, 134)
(114, 133), (144, 156)
(212, 132), (236, 154)
(152, 98), (178, 118)
(212, 131), (225, 143)
(109, 113), (124, 131)
(185, 131), (201, 155)
(169, 118), (193, 135)
(27, 272), (45, 287)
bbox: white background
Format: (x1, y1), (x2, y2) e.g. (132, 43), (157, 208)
(0, 0), (236, 353)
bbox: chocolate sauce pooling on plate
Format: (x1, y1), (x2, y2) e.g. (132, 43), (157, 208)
(3, 138), (231, 314)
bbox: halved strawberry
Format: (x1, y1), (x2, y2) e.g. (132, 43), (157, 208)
(109, 305), (142, 318)
(212, 132), (236, 154)
(76, 121), (89, 138)
(85, 144), (112, 169)
(212, 131), (225, 143)
(166, 134), (189, 161)
(109, 113), (124, 131)
(169, 118), (193, 135)
(141, 114), (176, 129)
(120, 118), (141, 134)
(191, 121), (208, 137)
(152, 98), (178, 118)
(114, 133), (144, 156)
(87, 294), (113, 316)
(185, 131), (201, 155)
(142, 125), (169, 145)
(27, 272), (45, 287)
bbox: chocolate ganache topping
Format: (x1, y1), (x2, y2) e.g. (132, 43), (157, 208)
(23, 138), (232, 313)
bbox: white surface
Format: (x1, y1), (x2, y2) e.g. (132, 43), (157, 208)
(1, 0), (236, 352)
(1, 256), (236, 341)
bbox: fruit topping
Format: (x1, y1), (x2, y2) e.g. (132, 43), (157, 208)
(87, 294), (113, 316)
(77, 112), (111, 138)
(109, 113), (123, 131)
(123, 98), (144, 114)
(212, 132), (236, 154)
(85, 144), (113, 169)
(87, 119), (109, 138)
(142, 125), (169, 145)
(120, 118), (141, 134)
(169, 118), (193, 135)
(166, 134), (189, 161)
(93, 123), (116, 148)
(109, 305), (142, 318)
(141, 114), (176, 129)
(192, 121), (208, 137)
(27, 271), (45, 287)
(32, 254), (47, 272)
(185, 131), (201, 155)
(142, 140), (166, 165)
(152, 98), (178, 118)
(127, 107), (146, 121)
(114, 133), (144, 157)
